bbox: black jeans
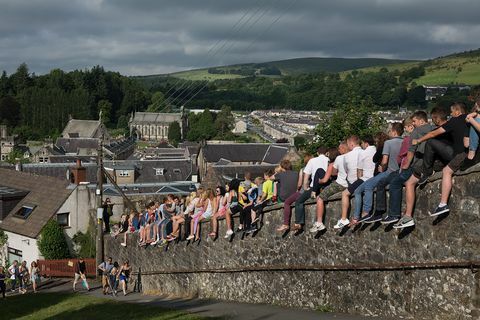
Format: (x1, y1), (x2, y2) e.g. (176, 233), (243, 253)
(240, 205), (253, 229)
(0, 282), (5, 297)
(294, 189), (312, 225)
(420, 139), (454, 176)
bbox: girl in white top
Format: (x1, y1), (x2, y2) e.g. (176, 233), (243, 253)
(209, 185), (228, 238)
(187, 189), (214, 241)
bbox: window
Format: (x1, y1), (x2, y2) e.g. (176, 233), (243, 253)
(57, 212), (70, 227)
(155, 168), (164, 176)
(15, 205), (36, 219)
(118, 170), (130, 177)
(8, 247), (22, 264)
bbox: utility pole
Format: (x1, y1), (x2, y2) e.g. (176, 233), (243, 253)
(95, 136), (104, 273)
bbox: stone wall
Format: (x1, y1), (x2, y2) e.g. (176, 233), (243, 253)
(106, 167), (480, 320)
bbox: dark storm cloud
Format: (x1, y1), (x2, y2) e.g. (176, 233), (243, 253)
(0, 0), (479, 75)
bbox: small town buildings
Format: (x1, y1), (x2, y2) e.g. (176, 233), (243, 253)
(61, 118), (110, 140)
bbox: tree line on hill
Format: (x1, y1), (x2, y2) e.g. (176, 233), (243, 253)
(1, 63), (479, 144)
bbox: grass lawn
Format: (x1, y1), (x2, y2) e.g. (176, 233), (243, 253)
(2, 292), (210, 320)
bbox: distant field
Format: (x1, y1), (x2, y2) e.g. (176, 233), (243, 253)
(415, 57), (480, 85)
(171, 69), (244, 81)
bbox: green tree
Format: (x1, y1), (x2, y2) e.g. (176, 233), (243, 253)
(98, 99), (113, 125)
(214, 105), (234, 138)
(308, 98), (385, 152)
(37, 220), (70, 259)
(0, 96), (21, 126)
(147, 91), (165, 112)
(187, 109), (216, 141)
(167, 121), (182, 146)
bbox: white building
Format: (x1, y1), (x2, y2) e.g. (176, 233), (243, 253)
(0, 165), (95, 263)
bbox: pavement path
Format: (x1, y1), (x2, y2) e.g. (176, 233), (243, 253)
(41, 279), (390, 320)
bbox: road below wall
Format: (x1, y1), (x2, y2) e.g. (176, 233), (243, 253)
(44, 279), (386, 320)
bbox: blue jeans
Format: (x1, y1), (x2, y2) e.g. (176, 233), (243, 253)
(386, 168), (413, 217)
(469, 118), (480, 151)
(294, 189), (312, 225)
(353, 171), (392, 219)
(373, 170), (399, 213)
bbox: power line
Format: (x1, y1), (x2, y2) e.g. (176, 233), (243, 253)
(176, 0), (299, 109)
(160, 0), (268, 108)
(163, 0), (279, 108)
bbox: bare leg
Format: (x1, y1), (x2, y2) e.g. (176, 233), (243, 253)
(404, 175), (419, 217)
(341, 189), (351, 220)
(440, 166), (454, 204)
(316, 197), (325, 223)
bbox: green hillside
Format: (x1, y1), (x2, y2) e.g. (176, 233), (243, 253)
(343, 48), (480, 85)
(139, 57), (415, 81)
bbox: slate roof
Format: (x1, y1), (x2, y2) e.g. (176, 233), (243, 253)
(130, 112), (182, 124)
(61, 119), (103, 138)
(0, 168), (72, 238)
(22, 162), (98, 182)
(211, 164), (278, 185)
(201, 143), (289, 164)
(262, 145), (289, 164)
(56, 138), (99, 154)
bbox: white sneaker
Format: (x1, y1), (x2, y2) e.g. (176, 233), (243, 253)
(333, 219), (350, 230)
(224, 229), (234, 238)
(309, 222), (326, 233)
(186, 235), (195, 241)
(120, 243), (126, 247)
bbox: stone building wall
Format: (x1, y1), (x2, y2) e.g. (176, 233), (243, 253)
(106, 168), (480, 320)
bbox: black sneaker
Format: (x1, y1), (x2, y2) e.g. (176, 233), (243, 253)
(235, 227), (244, 233)
(381, 215), (400, 224)
(430, 204), (449, 217)
(363, 214), (382, 224)
(246, 224), (258, 234)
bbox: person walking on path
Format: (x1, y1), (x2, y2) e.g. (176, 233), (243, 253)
(30, 261), (41, 293)
(73, 258), (90, 292)
(98, 257), (113, 295)
(117, 260), (131, 296)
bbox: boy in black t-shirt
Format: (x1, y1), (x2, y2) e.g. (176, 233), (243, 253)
(412, 102), (469, 216)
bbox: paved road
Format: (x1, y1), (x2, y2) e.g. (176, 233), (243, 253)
(43, 279), (390, 320)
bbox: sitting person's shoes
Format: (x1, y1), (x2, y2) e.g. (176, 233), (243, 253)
(276, 224), (290, 232)
(381, 215), (400, 224)
(309, 221), (326, 233)
(430, 204), (450, 216)
(333, 219), (350, 230)
(393, 216), (415, 229)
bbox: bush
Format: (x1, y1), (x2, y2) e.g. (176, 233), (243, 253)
(308, 98), (385, 152)
(37, 220), (70, 259)
(72, 230), (95, 259)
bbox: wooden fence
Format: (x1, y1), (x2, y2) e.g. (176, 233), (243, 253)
(37, 258), (96, 278)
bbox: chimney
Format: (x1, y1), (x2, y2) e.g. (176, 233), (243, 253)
(70, 159), (87, 184)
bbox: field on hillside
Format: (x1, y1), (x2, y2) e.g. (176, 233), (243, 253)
(415, 56), (480, 85)
(171, 69), (244, 81)
(342, 56), (480, 85)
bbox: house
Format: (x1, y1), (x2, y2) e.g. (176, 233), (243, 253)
(197, 142), (291, 187)
(0, 166), (95, 263)
(61, 118), (110, 140)
(232, 119), (247, 134)
(0, 125), (16, 162)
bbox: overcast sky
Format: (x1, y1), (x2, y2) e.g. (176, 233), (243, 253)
(1, 0), (479, 76)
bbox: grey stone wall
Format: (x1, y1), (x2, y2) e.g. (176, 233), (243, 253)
(106, 168), (480, 320)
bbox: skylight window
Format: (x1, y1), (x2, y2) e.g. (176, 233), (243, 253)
(15, 205), (36, 219)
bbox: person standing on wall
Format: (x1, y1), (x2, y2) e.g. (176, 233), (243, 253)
(102, 198), (114, 233)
